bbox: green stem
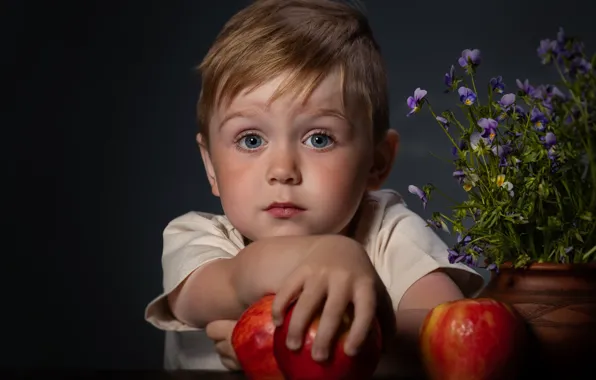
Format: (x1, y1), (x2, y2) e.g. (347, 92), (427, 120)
(428, 104), (462, 154)
(433, 187), (460, 205)
(470, 74), (480, 106)
(439, 213), (458, 225)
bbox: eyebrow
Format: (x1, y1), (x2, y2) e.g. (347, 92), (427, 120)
(218, 107), (347, 130)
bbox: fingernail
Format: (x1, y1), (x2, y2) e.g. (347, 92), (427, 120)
(312, 348), (327, 362)
(344, 345), (358, 357)
(286, 338), (300, 350)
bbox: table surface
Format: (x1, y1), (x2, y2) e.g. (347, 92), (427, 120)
(8, 370), (423, 379)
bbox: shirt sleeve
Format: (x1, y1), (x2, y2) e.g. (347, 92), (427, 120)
(372, 203), (485, 310)
(144, 212), (243, 332)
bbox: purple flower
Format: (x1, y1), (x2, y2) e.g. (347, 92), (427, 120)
(458, 87), (476, 106)
(406, 88), (427, 116)
(426, 218), (449, 232)
(530, 108), (548, 131)
(451, 139), (467, 156)
(569, 57), (592, 77)
(544, 132), (557, 147)
(498, 93), (516, 110)
(496, 93), (516, 121)
(444, 65), (455, 89)
(537, 38), (558, 64)
(436, 116), (450, 131)
(541, 132), (558, 161)
(531, 85), (548, 100)
(453, 170), (465, 184)
(457, 233), (472, 246)
(492, 144), (512, 157)
(490, 76), (505, 93)
(478, 118), (498, 140)
(553, 27), (583, 59)
(516, 78), (535, 96)
(447, 249), (460, 264)
(546, 85), (566, 100)
(470, 132), (490, 151)
(486, 263), (499, 272)
(492, 144), (513, 167)
(514, 105), (527, 120)
(408, 185), (428, 209)
(458, 49), (482, 71)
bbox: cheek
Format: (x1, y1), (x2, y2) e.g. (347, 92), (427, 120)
(306, 149), (372, 194)
(210, 151), (256, 199)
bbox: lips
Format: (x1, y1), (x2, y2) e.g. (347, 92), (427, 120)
(265, 202), (305, 218)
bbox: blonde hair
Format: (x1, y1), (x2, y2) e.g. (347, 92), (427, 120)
(197, 0), (389, 144)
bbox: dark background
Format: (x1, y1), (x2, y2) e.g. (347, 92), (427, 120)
(7, 0), (595, 370)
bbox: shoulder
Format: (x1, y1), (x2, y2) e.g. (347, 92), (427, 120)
(364, 189), (443, 256)
(362, 189), (484, 305)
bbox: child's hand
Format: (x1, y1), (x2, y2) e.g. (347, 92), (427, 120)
(270, 235), (382, 362)
(205, 320), (241, 371)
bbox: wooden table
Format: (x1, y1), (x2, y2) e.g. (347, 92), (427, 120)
(8, 370), (423, 379)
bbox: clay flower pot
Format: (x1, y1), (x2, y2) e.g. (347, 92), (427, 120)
(478, 262), (596, 377)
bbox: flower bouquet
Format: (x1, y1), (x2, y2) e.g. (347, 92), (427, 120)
(405, 28), (595, 272)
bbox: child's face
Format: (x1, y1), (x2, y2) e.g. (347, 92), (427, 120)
(200, 71), (382, 242)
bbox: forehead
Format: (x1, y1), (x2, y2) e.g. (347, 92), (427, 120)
(222, 70), (344, 115)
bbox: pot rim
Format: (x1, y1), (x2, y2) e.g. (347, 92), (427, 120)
(499, 261), (596, 271)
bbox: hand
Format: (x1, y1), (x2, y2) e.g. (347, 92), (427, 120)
(270, 235), (384, 362)
(205, 320), (241, 371)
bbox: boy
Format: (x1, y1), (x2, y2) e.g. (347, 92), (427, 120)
(145, 0), (484, 373)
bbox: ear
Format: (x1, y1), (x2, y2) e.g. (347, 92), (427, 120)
(197, 133), (220, 197)
(367, 129), (400, 190)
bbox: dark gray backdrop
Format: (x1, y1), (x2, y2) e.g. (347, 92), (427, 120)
(7, 0), (595, 369)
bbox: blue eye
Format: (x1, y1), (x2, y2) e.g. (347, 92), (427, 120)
(305, 133), (334, 149)
(238, 134), (263, 150)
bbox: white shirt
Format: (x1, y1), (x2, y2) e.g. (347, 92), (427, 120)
(145, 189), (484, 370)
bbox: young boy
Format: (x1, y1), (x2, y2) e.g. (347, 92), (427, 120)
(145, 0), (484, 373)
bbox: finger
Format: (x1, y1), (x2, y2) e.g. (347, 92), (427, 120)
(285, 274), (327, 351)
(215, 339), (238, 360)
(271, 270), (307, 326)
(344, 281), (377, 356)
(309, 281), (351, 362)
(205, 320), (237, 341)
(220, 356), (242, 371)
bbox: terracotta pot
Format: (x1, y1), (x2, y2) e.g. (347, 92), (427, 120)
(479, 262), (596, 377)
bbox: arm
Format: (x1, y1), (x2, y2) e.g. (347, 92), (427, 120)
(395, 269), (464, 338)
(167, 234), (333, 329)
(376, 270), (464, 375)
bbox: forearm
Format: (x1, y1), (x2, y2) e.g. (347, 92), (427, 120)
(168, 258), (245, 328)
(232, 234), (345, 306)
(168, 235), (343, 328)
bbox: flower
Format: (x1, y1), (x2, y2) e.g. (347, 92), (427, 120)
(530, 107), (548, 131)
(498, 93), (516, 109)
(408, 185), (428, 209)
(436, 116), (450, 131)
(497, 93), (516, 121)
(458, 87), (476, 105)
(478, 118), (498, 141)
(516, 78), (535, 96)
(404, 28), (596, 271)
(458, 49), (481, 73)
(490, 76), (505, 93)
(406, 88), (427, 116)
(444, 65), (456, 90)
(537, 39), (558, 64)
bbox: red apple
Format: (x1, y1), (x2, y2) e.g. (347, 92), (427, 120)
(419, 298), (527, 380)
(231, 294), (284, 380)
(273, 303), (382, 380)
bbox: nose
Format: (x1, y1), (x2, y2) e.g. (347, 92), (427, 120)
(266, 147), (302, 185)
